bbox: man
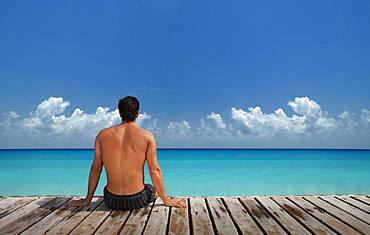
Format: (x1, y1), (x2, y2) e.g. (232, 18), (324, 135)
(66, 96), (187, 209)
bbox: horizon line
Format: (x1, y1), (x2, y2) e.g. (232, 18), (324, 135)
(0, 147), (370, 151)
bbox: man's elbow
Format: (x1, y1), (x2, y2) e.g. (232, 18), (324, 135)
(149, 166), (162, 175)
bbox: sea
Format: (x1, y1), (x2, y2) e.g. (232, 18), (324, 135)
(1, 149), (370, 196)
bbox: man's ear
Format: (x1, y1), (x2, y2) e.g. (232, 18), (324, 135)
(136, 112), (139, 118)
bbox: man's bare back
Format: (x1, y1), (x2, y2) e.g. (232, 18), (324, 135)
(100, 122), (151, 195)
(66, 96), (187, 209)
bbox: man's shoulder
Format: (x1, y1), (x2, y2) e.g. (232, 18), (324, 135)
(136, 127), (155, 139)
(95, 126), (155, 141)
(96, 127), (114, 139)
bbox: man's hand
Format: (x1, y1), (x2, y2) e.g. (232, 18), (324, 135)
(164, 198), (187, 208)
(66, 198), (91, 207)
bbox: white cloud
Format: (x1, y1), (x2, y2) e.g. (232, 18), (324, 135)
(146, 119), (161, 134)
(1, 111), (20, 130)
(1, 96), (370, 148)
(134, 86), (173, 92)
(288, 97), (321, 117)
(136, 113), (151, 127)
(49, 107), (122, 136)
(158, 120), (196, 146)
(22, 97), (71, 129)
(196, 117), (233, 142)
(231, 107), (306, 136)
(207, 112), (226, 129)
(0, 97), (153, 146)
(21, 97), (70, 129)
(37, 97), (70, 117)
(339, 111), (350, 119)
(288, 97), (336, 130)
(7, 111), (20, 119)
(337, 111), (356, 130)
(361, 109), (370, 123)
(166, 121), (193, 137)
(231, 97), (336, 137)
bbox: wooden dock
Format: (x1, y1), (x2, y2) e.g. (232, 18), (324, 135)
(1, 195), (370, 234)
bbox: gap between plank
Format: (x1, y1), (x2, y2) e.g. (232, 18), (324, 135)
(187, 198), (194, 235)
(237, 197), (267, 235)
(254, 197), (291, 235)
(269, 197), (315, 235)
(141, 198), (157, 234)
(318, 196), (370, 225)
(334, 196), (370, 215)
(220, 198), (243, 235)
(303, 197), (364, 235)
(204, 198), (218, 235)
(285, 197), (340, 235)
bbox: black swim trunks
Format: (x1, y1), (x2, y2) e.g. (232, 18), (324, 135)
(103, 184), (156, 210)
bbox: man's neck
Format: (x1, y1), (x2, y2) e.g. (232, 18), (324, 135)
(120, 121), (136, 126)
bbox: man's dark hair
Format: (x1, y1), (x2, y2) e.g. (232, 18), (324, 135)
(118, 96), (140, 122)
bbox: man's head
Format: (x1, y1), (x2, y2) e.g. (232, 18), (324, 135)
(118, 96), (140, 122)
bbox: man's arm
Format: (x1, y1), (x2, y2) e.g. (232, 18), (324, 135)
(67, 132), (103, 207)
(85, 132), (103, 201)
(146, 133), (187, 208)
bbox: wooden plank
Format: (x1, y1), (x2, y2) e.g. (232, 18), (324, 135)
(189, 197), (214, 235)
(271, 196), (335, 235)
(119, 201), (154, 235)
(1, 197), (70, 234)
(94, 208), (130, 234)
(337, 196), (370, 213)
(321, 196), (370, 222)
(257, 197), (310, 235)
(351, 195), (370, 207)
(169, 198), (190, 235)
(206, 197), (238, 235)
(306, 196), (370, 234)
(0, 195), (369, 235)
(0, 197), (38, 218)
(144, 198), (170, 235)
(45, 197), (103, 235)
(21, 197), (81, 235)
(0, 196), (55, 229)
(69, 200), (111, 235)
(223, 197), (263, 235)
(240, 197), (287, 234)
(287, 196), (360, 235)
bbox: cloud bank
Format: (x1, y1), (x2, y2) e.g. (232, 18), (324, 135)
(231, 97), (335, 136)
(1, 96), (369, 148)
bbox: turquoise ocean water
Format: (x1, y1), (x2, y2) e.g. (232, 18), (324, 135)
(1, 149), (370, 196)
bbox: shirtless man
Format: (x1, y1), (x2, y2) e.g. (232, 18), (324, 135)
(66, 96), (187, 209)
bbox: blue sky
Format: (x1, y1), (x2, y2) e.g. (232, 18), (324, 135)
(1, 1), (370, 148)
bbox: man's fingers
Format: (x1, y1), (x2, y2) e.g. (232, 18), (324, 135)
(179, 200), (186, 206)
(66, 201), (76, 207)
(176, 201), (187, 208)
(66, 199), (85, 207)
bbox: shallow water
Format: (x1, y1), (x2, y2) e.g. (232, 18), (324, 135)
(1, 149), (370, 196)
